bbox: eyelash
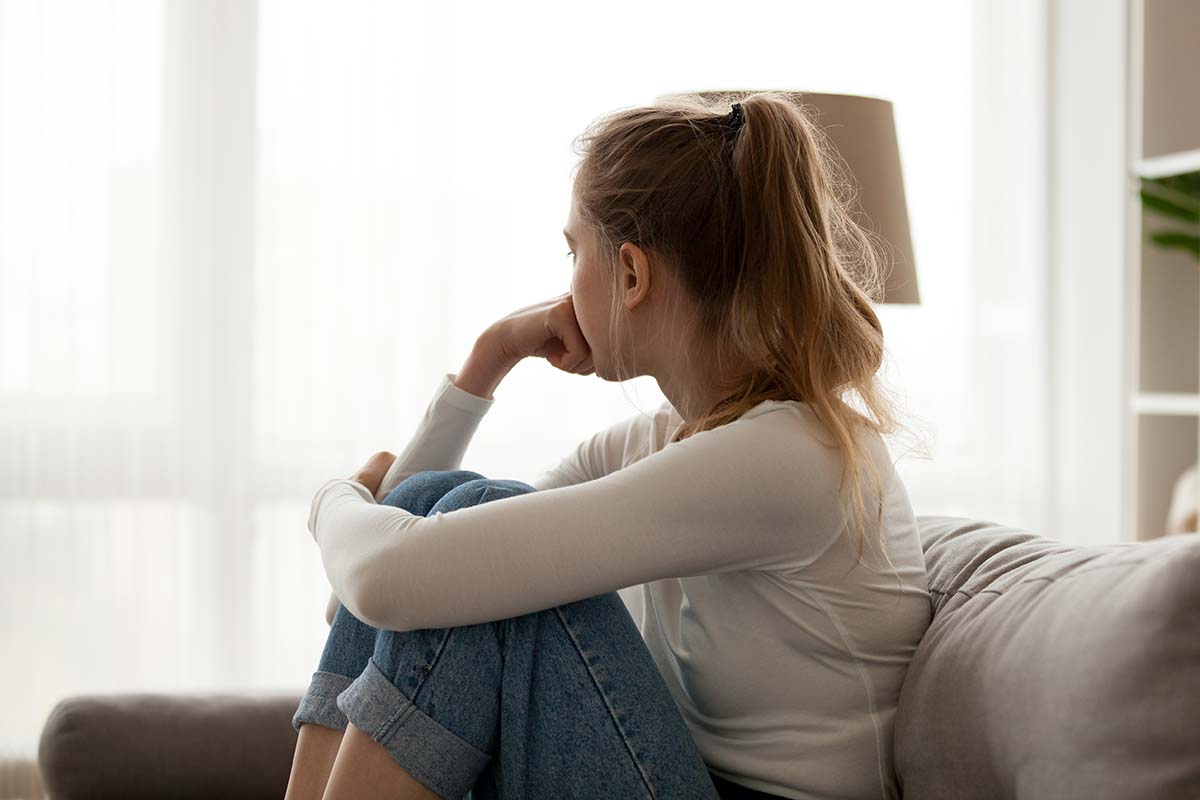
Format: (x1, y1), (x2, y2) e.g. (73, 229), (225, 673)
(565, 250), (575, 259)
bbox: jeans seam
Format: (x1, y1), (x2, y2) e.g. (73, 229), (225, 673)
(371, 669), (411, 741)
(411, 628), (453, 703)
(374, 625), (454, 742)
(553, 604), (657, 800)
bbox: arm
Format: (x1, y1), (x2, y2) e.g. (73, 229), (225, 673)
(325, 335), (514, 625)
(528, 398), (680, 490)
(373, 330), (517, 503)
(522, 399), (679, 629)
(504, 398), (678, 632)
(309, 409), (851, 633)
(325, 589), (342, 626)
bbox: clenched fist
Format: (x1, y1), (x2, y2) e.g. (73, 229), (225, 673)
(489, 291), (595, 375)
(349, 450), (397, 499)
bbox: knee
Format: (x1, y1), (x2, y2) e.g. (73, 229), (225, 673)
(379, 469), (487, 514)
(430, 477), (537, 514)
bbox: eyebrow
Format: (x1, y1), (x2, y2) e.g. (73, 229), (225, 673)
(562, 228), (576, 245)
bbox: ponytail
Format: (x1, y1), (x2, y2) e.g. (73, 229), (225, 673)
(571, 91), (914, 576)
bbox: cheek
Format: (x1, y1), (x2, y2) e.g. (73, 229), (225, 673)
(572, 263), (607, 345)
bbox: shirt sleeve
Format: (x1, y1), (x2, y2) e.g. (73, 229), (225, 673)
(528, 399), (681, 490)
(372, 372), (496, 503)
(308, 408), (850, 633)
(325, 371), (493, 624)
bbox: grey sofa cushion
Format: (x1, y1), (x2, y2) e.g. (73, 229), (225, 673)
(38, 691), (302, 799)
(896, 516), (1200, 800)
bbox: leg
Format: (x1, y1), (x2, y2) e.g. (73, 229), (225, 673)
(323, 474), (722, 800)
(285, 470), (493, 800)
(324, 722), (441, 800)
(285, 723), (344, 800)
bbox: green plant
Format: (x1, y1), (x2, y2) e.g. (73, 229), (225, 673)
(1139, 171), (1200, 261)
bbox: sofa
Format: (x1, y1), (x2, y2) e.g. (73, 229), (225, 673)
(36, 515), (1200, 799)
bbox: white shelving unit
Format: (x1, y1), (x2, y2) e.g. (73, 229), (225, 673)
(1125, 0), (1200, 540)
(1136, 148), (1200, 179)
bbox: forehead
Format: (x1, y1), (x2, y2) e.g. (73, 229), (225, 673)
(564, 196), (582, 236)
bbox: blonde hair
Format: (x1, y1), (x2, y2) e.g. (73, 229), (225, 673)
(569, 91), (920, 575)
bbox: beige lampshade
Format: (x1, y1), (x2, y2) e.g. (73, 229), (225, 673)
(654, 90), (919, 304)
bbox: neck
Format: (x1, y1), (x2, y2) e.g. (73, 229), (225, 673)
(654, 349), (742, 425)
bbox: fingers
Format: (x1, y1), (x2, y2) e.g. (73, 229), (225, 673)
(367, 450), (396, 471)
(572, 354), (594, 375)
(350, 450), (397, 496)
(536, 293), (594, 376)
(547, 344), (593, 374)
(546, 301), (591, 373)
(557, 327), (590, 372)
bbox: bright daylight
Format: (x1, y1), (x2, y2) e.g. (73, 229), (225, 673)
(1, 1), (1198, 798)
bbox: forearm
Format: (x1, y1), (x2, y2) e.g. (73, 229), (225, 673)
(452, 328), (519, 401)
(320, 332), (518, 628)
(371, 367), (499, 503)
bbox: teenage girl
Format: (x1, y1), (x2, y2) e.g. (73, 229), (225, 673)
(285, 91), (932, 800)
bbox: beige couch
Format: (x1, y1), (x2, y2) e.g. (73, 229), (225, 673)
(36, 516), (1200, 799)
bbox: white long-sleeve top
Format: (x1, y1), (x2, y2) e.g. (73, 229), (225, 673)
(309, 372), (932, 800)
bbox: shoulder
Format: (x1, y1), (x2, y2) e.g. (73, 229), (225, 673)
(673, 401), (898, 521)
(613, 398), (683, 458)
(738, 400), (894, 467)
(572, 397), (683, 475)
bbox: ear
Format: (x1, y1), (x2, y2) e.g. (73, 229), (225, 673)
(618, 242), (652, 312)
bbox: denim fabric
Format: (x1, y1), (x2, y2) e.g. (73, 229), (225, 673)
(292, 468), (734, 800)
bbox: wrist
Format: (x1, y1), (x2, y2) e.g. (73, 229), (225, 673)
(477, 323), (519, 368)
(454, 331), (518, 401)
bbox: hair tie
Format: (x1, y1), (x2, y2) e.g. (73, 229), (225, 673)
(728, 102), (745, 133)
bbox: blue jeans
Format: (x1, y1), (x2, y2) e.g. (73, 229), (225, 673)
(292, 469), (735, 800)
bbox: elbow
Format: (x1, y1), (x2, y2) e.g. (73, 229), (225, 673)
(344, 569), (418, 634)
(354, 600), (417, 634)
(326, 552), (387, 630)
(340, 587), (385, 630)
(325, 592), (340, 627)
(325, 535), (427, 632)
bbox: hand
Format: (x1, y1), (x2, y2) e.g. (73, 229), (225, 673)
(349, 451), (397, 499)
(489, 291), (595, 375)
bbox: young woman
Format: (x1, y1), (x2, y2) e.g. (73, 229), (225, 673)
(285, 92), (932, 800)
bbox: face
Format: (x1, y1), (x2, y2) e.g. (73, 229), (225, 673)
(563, 194), (618, 380)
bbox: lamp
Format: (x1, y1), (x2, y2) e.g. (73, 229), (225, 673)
(655, 90), (919, 304)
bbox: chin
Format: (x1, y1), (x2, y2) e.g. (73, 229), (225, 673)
(598, 362), (638, 383)
(592, 358), (618, 382)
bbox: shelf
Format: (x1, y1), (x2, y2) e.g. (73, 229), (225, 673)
(1133, 392), (1200, 416)
(1128, 0), (1200, 541)
(1136, 149), (1200, 178)
(1136, 415), (1197, 539)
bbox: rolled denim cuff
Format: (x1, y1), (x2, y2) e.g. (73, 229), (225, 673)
(291, 670), (356, 733)
(337, 659), (492, 799)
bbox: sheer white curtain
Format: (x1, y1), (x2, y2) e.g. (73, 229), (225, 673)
(0, 0), (1050, 759)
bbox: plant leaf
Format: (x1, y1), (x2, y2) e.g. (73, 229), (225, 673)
(1140, 188), (1200, 223)
(1160, 171), (1200, 198)
(1148, 230), (1200, 260)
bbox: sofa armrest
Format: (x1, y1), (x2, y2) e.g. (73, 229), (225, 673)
(38, 691), (304, 800)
